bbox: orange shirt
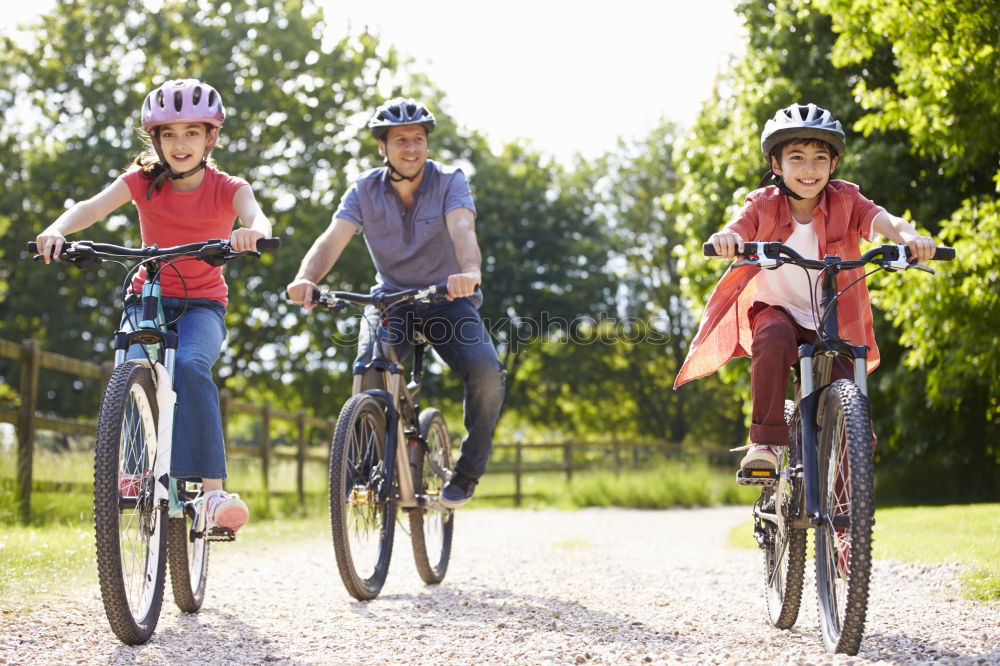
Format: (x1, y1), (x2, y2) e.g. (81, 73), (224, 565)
(674, 180), (885, 389)
(122, 166), (247, 305)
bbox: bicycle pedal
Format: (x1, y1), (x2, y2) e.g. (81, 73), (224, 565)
(737, 468), (778, 485)
(206, 526), (236, 542)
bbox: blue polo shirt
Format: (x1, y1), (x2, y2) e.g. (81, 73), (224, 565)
(334, 159), (481, 307)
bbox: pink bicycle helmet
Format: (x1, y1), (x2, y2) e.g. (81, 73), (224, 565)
(141, 79), (225, 132)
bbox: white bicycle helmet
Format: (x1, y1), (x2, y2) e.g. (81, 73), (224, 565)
(760, 103), (846, 158)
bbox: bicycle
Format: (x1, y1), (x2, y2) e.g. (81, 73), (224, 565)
(28, 236), (279, 645)
(310, 284), (456, 600)
(703, 240), (955, 654)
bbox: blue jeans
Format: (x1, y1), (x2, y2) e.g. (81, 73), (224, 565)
(355, 297), (506, 480)
(123, 298), (228, 481)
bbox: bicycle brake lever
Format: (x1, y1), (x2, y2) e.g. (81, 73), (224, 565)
(908, 263), (936, 275)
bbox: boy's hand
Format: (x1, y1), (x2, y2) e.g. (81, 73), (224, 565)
(708, 231), (745, 259)
(35, 230), (67, 264)
(446, 271), (481, 300)
(904, 235), (937, 264)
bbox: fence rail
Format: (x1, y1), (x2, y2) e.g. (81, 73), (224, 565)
(1, 337), (725, 523)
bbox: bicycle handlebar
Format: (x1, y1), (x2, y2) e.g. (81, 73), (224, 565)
(27, 237), (281, 266)
(702, 241), (955, 269)
(311, 283), (450, 312)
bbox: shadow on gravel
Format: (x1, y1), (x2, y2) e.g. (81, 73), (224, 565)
(370, 583), (695, 649)
(109, 607), (284, 664)
(861, 631), (1000, 664)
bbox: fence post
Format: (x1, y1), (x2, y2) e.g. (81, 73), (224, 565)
(260, 403), (271, 508)
(16, 339), (40, 525)
(613, 438), (621, 476)
(219, 389), (230, 445)
(563, 441), (573, 483)
(296, 409), (307, 508)
(514, 440), (523, 507)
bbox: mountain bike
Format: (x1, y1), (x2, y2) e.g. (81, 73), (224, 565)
(28, 237), (279, 644)
(704, 240), (955, 654)
(311, 284), (455, 600)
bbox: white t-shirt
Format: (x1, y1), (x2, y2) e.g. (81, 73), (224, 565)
(753, 219), (822, 329)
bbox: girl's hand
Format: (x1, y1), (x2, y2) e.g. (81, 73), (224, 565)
(35, 229), (67, 264)
(708, 231), (744, 259)
(230, 227), (265, 252)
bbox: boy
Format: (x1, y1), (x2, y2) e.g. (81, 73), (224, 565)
(673, 103), (937, 477)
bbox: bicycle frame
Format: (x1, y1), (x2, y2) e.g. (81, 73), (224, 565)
(352, 327), (432, 510)
(111, 261), (186, 519)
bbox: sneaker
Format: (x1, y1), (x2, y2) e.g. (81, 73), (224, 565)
(118, 471), (142, 497)
(205, 490), (249, 532)
(440, 472), (477, 509)
(739, 444), (782, 472)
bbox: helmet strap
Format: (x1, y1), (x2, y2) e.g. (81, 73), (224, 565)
(758, 170), (806, 201)
(384, 157), (420, 183)
(145, 134), (209, 200)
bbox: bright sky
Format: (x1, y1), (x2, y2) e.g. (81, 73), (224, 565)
(5, 0), (745, 165)
(323, 0), (745, 163)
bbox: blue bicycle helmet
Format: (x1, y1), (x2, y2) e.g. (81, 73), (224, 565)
(368, 98), (436, 141)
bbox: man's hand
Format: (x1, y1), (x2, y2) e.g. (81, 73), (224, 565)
(708, 231), (745, 259)
(286, 278), (319, 310)
(446, 271), (481, 300)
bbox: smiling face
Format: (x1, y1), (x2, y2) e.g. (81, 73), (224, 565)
(378, 124), (428, 179)
(155, 122), (216, 173)
(771, 139), (840, 201)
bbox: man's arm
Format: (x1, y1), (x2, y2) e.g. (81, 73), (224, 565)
(445, 206), (481, 298)
(286, 218), (357, 309)
(872, 211), (936, 263)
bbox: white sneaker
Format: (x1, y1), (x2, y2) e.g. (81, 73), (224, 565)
(739, 444), (782, 472)
(204, 490), (249, 533)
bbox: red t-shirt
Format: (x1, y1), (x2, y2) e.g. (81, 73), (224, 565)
(122, 166), (248, 305)
(674, 180), (885, 389)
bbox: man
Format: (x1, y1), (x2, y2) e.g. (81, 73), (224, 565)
(287, 98), (505, 508)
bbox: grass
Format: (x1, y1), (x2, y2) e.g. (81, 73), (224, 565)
(727, 503), (1000, 601)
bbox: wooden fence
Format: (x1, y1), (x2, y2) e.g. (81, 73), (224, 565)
(1, 337), (724, 523)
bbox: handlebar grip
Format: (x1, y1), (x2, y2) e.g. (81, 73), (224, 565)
(702, 243), (719, 257)
(932, 246), (955, 261)
(27, 242), (38, 253)
(256, 237), (281, 251)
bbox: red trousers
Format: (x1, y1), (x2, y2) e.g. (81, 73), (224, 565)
(748, 303), (852, 446)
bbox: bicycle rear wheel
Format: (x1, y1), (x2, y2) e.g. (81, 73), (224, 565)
(763, 401), (807, 629)
(167, 480), (209, 612)
(409, 408), (455, 584)
(329, 393), (395, 600)
(814, 379), (874, 655)
(93, 361), (167, 645)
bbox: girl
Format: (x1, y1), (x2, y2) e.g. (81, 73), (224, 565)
(35, 78), (273, 533)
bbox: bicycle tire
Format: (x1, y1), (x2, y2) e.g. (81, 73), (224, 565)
(93, 361), (167, 645)
(329, 392), (395, 600)
(409, 408), (455, 584)
(167, 481), (209, 612)
(763, 400), (808, 628)
(814, 379), (874, 655)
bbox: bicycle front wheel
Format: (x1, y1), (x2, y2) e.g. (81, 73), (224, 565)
(167, 480), (209, 612)
(763, 402), (807, 629)
(93, 361), (167, 645)
(409, 408), (455, 584)
(814, 379), (874, 655)
(329, 393), (395, 600)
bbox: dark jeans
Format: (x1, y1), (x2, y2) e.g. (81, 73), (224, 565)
(355, 297), (505, 479)
(123, 298), (228, 480)
(748, 302), (852, 446)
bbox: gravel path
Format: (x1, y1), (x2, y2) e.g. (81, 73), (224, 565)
(2, 507), (997, 665)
